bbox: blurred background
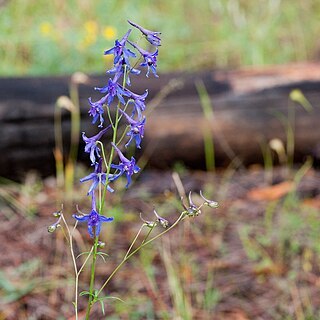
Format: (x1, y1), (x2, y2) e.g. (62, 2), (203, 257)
(1, 1), (320, 319)
(1, 0), (320, 76)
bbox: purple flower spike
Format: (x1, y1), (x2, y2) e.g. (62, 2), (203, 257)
(80, 158), (114, 195)
(110, 142), (140, 188)
(104, 29), (136, 66)
(82, 125), (111, 165)
(128, 20), (161, 46)
(118, 108), (146, 149)
(128, 40), (158, 77)
(73, 193), (113, 238)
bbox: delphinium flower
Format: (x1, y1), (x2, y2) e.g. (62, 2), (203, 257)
(127, 20), (161, 46)
(82, 125), (111, 164)
(128, 40), (159, 77)
(73, 193), (113, 238)
(107, 61), (140, 86)
(104, 29), (135, 65)
(110, 142), (140, 188)
(123, 88), (148, 118)
(88, 96), (107, 127)
(94, 74), (130, 106)
(118, 108), (146, 149)
(80, 158), (114, 195)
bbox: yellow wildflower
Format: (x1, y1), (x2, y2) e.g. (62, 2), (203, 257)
(84, 21), (98, 36)
(40, 22), (53, 37)
(102, 26), (117, 40)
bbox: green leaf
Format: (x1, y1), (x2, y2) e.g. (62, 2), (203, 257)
(79, 291), (94, 297)
(76, 251), (91, 259)
(99, 299), (105, 315)
(96, 251), (109, 263)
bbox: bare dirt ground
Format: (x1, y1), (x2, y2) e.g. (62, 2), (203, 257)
(1, 166), (320, 320)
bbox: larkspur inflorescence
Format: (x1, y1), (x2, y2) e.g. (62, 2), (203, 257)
(77, 20), (161, 238)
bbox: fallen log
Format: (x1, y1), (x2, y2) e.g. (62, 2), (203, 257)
(1, 63), (320, 179)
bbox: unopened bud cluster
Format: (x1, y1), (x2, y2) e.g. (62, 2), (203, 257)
(182, 191), (219, 217)
(48, 210), (62, 233)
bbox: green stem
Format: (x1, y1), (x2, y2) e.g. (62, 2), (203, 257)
(96, 212), (185, 297)
(141, 224), (156, 245)
(85, 237), (99, 320)
(100, 66), (129, 213)
(60, 214), (79, 320)
(124, 224), (145, 259)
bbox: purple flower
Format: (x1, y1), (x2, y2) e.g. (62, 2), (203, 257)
(104, 29), (136, 66)
(128, 41), (158, 77)
(128, 20), (161, 47)
(110, 142), (140, 187)
(80, 158), (114, 195)
(88, 95), (108, 127)
(118, 108), (145, 149)
(94, 75), (130, 106)
(73, 193), (113, 238)
(124, 88), (148, 118)
(82, 125), (111, 165)
(107, 61), (140, 86)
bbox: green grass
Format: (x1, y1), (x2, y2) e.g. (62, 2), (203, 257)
(0, 0), (319, 76)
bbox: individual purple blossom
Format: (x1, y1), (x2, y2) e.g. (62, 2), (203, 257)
(73, 193), (113, 238)
(128, 20), (161, 47)
(94, 74), (130, 106)
(107, 61), (140, 86)
(88, 95), (108, 127)
(104, 29), (136, 66)
(128, 40), (159, 77)
(110, 142), (140, 188)
(82, 125), (111, 165)
(118, 108), (145, 149)
(123, 88), (148, 118)
(80, 158), (114, 195)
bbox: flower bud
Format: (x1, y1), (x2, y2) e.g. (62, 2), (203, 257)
(47, 223), (60, 233)
(140, 212), (157, 228)
(98, 241), (105, 248)
(145, 221), (157, 228)
(186, 206), (201, 217)
(181, 192), (201, 217)
(52, 210), (61, 218)
(200, 190), (219, 208)
(153, 209), (169, 228)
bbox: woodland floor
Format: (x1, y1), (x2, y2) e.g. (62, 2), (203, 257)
(1, 165), (320, 320)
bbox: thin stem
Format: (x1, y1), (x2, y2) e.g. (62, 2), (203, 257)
(54, 104), (64, 197)
(97, 212), (185, 297)
(60, 214), (78, 320)
(117, 125), (130, 146)
(77, 246), (94, 276)
(85, 236), (99, 320)
(100, 66), (129, 213)
(96, 141), (109, 170)
(124, 224), (145, 259)
(141, 223), (156, 245)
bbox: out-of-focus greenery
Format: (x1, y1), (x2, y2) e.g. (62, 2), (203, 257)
(0, 0), (319, 76)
